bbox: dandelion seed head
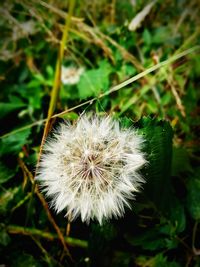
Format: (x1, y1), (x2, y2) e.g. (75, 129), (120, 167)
(61, 66), (84, 85)
(36, 115), (147, 224)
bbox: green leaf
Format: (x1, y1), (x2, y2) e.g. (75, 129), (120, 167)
(0, 128), (31, 155)
(0, 224), (11, 246)
(89, 222), (117, 266)
(134, 117), (174, 213)
(0, 187), (20, 214)
(172, 147), (192, 176)
(136, 254), (181, 267)
(169, 197), (186, 233)
(0, 102), (26, 119)
(78, 61), (112, 99)
(143, 29), (152, 45)
(153, 254), (181, 267)
(0, 163), (16, 184)
(187, 168), (200, 220)
(11, 252), (43, 267)
(127, 228), (166, 251)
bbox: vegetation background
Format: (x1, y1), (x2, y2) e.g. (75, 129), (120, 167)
(0, 0), (200, 266)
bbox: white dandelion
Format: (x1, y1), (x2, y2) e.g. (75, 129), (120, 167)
(36, 115), (147, 224)
(61, 66), (84, 85)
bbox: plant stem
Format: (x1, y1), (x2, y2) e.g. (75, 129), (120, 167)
(7, 225), (88, 249)
(36, 0), (76, 166)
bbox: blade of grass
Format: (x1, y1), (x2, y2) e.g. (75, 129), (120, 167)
(37, 0), (76, 166)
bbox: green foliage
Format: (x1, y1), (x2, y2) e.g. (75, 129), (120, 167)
(78, 60), (112, 99)
(0, 163), (16, 184)
(0, 129), (31, 155)
(0, 0), (199, 266)
(136, 118), (174, 212)
(0, 225), (11, 246)
(186, 168), (200, 220)
(0, 102), (26, 119)
(136, 253), (181, 267)
(11, 253), (43, 267)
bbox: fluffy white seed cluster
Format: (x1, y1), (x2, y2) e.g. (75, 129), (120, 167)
(61, 66), (84, 85)
(36, 115), (147, 224)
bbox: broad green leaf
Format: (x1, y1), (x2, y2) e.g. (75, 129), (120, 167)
(78, 61), (112, 99)
(0, 128), (31, 155)
(172, 147), (192, 176)
(134, 117), (174, 213)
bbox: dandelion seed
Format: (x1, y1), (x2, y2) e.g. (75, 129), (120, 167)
(36, 115), (147, 224)
(61, 66), (84, 85)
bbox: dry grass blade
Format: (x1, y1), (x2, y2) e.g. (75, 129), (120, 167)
(128, 0), (157, 31)
(37, 0), (82, 22)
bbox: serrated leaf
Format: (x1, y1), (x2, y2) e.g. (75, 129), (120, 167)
(134, 117), (173, 213)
